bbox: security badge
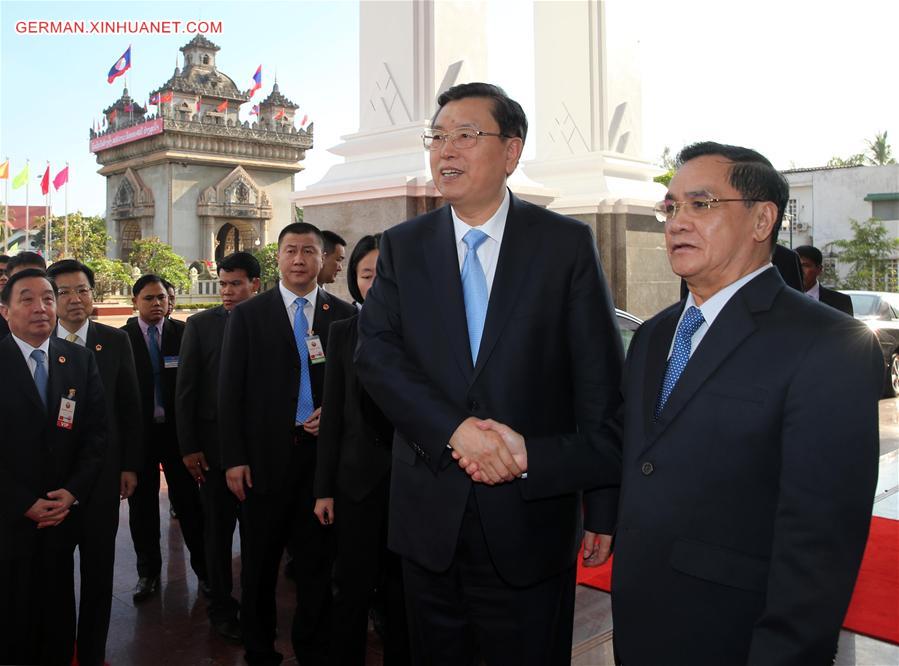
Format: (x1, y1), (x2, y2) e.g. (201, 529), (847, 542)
(58, 388), (76, 430)
(305, 335), (326, 364)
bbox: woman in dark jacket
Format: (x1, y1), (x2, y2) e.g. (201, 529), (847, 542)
(313, 234), (408, 665)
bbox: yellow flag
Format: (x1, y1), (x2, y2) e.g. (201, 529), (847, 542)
(12, 163), (29, 189)
(0, 160), (8, 180)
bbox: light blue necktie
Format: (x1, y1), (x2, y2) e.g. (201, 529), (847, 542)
(461, 228), (490, 363)
(31, 349), (48, 408)
(655, 306), (705, 419)
(147, 324), (164, 413)
(293, 297), (315, 424)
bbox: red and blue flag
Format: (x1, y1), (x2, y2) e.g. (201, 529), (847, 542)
(249, 65), (262, 97)
(107, 46), (131, 84)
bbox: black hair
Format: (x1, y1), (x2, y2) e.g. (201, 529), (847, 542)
(433, 82), (528, 144)
(7, 251), (47, 273)
(1, 267), (56, 305)
(278, 222), (324, 248)
(676, 142), (789, 250)
(161, 279), (175, 293)
(321, 230), (348, 255)
(347, 233), (381, 305)
(218, 251), (261, 280)
(132, 273), (166, 297)
(0, 254), (9, 264)
(794, 245), (823, 267)
(46, 259), (96, 288)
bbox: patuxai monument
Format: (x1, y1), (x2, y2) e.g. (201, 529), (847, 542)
(89, 35), (310, 264)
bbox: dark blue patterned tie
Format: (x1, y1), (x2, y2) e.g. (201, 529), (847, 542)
(293, 297), (314, 423)
(655, 306), (705, 419)
(31, 349), (48, 408)
(147, 324), (164, 412)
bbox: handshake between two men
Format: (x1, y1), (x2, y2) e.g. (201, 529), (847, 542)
(449, 416), (613, 568)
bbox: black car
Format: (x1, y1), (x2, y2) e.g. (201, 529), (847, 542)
(845, 291), (899, 397)
(615, 308), (642, 355)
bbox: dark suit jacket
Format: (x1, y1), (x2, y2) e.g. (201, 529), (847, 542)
(176, 305), (228, 466)
(0, 316), (9, 340)
(819, 284), (854, 316)
(356, 193), (624, 587)
(219, 286), (355, 493)
(0, 336), (107, 559)
(76, 321), (144, 503)
(314, 314), (394, 503)
(611, 267), (882, 665)
(122, 317), (185, 439)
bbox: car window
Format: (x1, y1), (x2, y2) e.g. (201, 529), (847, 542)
(616, 314), (641, 354)
(849, 294), (880, 316)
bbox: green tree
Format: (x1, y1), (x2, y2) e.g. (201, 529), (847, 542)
(251, 242), (279, 287)
(128, 236), (189, 291)
(654, 146), (676, 187)
(831, 218), (899, 290)
(30, 213), (110, 262)
(295, 206), (304, 223)
(865, 130), (896, 165)
(826, 153), (865, 168)
(86, 256), (133, 302)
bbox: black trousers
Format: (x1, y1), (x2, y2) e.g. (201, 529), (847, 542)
(331, 475), (409, 666)
(202, 463), (242, 622)
(128, 421), (206, 580)
(402, 491), (577, 666)
(240, 436), (333, 666)
(74, 471), (120, 666)
(0, 531), (77, 665)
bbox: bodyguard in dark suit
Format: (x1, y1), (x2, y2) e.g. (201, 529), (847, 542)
(177, 252), (260, 642)
(0, 269), (107, 665)
(313, 234), (409, 666)
(795, 244), (854, 316)
(47, 260), (143, 666)
(356, 83), (623, 665)
(0, 254), (8, 340)
(220, 223), (355, 665)
(123, 274), (207, 602)
(607, 143), (882, 665)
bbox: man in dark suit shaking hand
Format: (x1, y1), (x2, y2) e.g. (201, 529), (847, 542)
(220, 223), (355, 665)
(606, 142), (882, 664)
(356, 83), (624, 665)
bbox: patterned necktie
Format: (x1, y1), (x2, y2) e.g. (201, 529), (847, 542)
(31, 349), (48, 408)
(655, 306), (706, 419)
(147, 324), (164, 411)
(293, 297), (315, 424)
(66, 332), (79, 344)
(461, 228), (490, 363)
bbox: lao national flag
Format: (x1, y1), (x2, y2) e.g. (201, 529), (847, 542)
(149, 92), (160, 105)
(250, 104), (259, 116)
(249, 65), (262, 97)
(107, 46), (131, 84)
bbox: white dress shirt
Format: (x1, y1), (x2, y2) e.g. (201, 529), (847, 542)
(279, 281), (318, 334)
(451, 187), (510, 297)
(670, 263), (773, 361)
(805, 281), (821, 301)
(56, 319), (90, 346)
(11, 333), (51, 379)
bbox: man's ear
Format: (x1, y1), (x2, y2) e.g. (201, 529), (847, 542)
(753, 202), (779, 245)
(505, 137), (524, 176)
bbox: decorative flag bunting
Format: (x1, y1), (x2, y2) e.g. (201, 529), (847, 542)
(250, 104), (259, 116)
(0, 160), (8, 180)
(12, 164), (29, 189)
(249, 65), (262, 97)
(40, 165), (50, 196)
(53, 166), (69, 191)
(216, 100), (228, 113)
(107, 45), (131, 84)
(274, 108), (286, 120)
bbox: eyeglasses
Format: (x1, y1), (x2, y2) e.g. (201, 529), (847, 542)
(653, 198), (764, 223)
(57, 286), (93, 299)
(422, 127), (511, 151)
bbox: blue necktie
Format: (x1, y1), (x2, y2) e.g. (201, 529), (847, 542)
(293, 297), (315, 423)
(31, 349), (48, 408)
(655, 306), (705, 419)
(461, 228), (490, 363)
(147, 324), (164, 413)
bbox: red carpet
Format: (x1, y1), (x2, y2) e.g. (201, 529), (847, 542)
(576, 516), (899, 645)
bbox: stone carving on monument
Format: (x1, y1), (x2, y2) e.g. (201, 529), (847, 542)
(91, 35), (310, 262)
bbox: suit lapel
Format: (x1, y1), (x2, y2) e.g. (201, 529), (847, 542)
(424, 207), (474, 382)
(46, 338), (69, 421)
(472, 195), (538, 384)
(642, 306), (680, 436)
(269, 287), (299, 354)
(3, 336), (45, 413)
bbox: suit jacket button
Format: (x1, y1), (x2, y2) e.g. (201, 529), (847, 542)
(468, 400), (480, 411)
(641, 462), (654, 476)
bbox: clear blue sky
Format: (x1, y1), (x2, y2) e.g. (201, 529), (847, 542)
(2, 0), (897, 217)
